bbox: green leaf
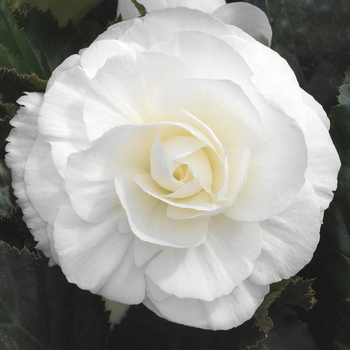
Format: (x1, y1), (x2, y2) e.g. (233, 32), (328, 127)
(265, 0), (350, 113)
(276, 277), (316, 310)
(323, 66), (350, 349)
(262, 307), (318, 350)
(0, 159), (15, 218)
(9, 0), (103, 26)
(251, 277), (315, 350)
(106, 304), (265, 350)
(0, 2), (103, 92)
(131, 0), (146, 16)
(0, 0), (48, 79)
(0, 241), (110, 349)
(0, 242), (49, 349)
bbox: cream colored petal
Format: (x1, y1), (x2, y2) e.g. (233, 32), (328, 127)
(150, 134), (205, 192)
(115, 168), (210, 248)
(154, 79), (263, 154)
(134, 173), (216, 210)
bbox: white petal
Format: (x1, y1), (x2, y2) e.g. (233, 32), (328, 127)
(154, 79), (264, 154)
(46, 54), (81, 90)
(151, 31), (254, 87)
(5, 93), (52, 257)
(97, 124), (208, 246)
(95, 17), (136, 41)
(65, 153), (120, 224)
(225, 114), (308, 221)
(24, 135), (69, 226)
(146, 215), (261, 301)
(303, 101), (340, 210)
(145, 278), (269, 330)
(53, 205), (144, 303)
(139, 0), (225, 13)
(213, 3), (272, 46)
(80, 39), (144, 79)
(83, 50), (191, 140)
(250, 182), (321, 285)
(133, 237), (163, 268)
(39, 66), (90, 176)
(301, 89), (330, 129)
(98, 239), (146, 304)
(119, 7), (233, 48)
(117, 0), (141, 20)
(223, 37), (307, 129)
(134, 173), (216, 210)
(115, 168), (210, 247)
(150, 134), (196, 192)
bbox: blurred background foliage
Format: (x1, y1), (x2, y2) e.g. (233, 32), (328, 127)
(0, 0), (349, 348)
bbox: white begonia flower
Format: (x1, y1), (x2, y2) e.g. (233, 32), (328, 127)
(5, 7), (340, 330)
(117, 0), (272, 46)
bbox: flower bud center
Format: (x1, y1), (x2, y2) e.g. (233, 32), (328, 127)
(172, 164), (194, 183)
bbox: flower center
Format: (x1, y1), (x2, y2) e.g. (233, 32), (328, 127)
(172, 164), (194, 183)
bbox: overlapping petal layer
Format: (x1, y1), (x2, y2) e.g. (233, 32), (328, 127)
(5, 6), (340, 331)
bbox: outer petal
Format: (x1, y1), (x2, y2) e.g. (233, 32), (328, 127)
(53, 205), (145, 304)
(213, 2), (272, 46)
(39, 66), (90, 176)
(301, 89), (330, 129)
(80, 40), (144, 79)
(225, 113), (308, 221)
(65, 145), (122, 224)
(23, 135), (70, 265)
(144, 278), (269, 330)
(119, 8), (234, 48)
(95, 17), (136, 41)
(83, 51), (191, 140)
(151, 31), (255, 87)
(222, 36), (307, 129)
(303, 100), (340, 210)
(249, 182), (321, 285)
(5, 93), (51, 257)
(139, 0), (225, 13)
(117, 0), (141, 20)
(46, 54), (81, 90)
(24, 136), (70, 227)
(145, 216), (261, 301)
